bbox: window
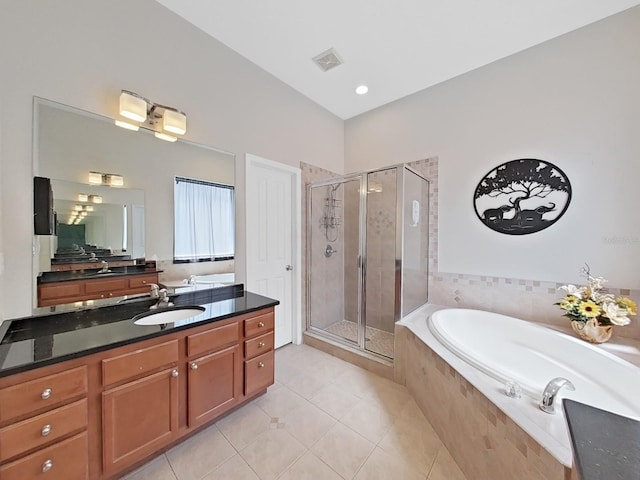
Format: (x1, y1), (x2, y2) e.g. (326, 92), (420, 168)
(174, 176), (234, 263)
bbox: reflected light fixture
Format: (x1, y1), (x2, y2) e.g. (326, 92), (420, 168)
(116, 90), (186, 141)
(89, 194), (103, 204)
(78, 193), (88, 202)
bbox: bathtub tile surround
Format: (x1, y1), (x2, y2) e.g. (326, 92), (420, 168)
(123, 343), (467, 480)
(430, 271), (640, 341)
(401, 323), (568, 480)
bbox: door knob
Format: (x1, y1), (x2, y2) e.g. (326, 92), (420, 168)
(285, 265), (293, 271)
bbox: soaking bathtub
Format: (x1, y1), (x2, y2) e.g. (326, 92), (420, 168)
(398, 305), (640, 468)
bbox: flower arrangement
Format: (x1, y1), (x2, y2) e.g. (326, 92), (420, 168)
(557, 266), (637, 327)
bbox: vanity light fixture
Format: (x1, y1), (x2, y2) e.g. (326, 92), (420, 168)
(154, 132), (177, 143)
(88, 171), (124, 187)
(116, 90), (187, 140)
(78, 193), (88, 202)
(89, 194), (102, 204)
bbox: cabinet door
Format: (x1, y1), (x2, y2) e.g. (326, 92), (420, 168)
(187, 345), (241, 428)
(102, 367), (179, 477)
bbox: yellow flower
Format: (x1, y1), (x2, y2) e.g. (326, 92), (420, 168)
(579, 300), (601, 318)
(617, 297), (637, 315)
(564, 295), (580, 305)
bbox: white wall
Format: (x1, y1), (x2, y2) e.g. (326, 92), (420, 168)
(345, 7), (640, 289)
(0, 0), (344, 319)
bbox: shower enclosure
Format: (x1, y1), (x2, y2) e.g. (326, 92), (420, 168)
(306, 164), (430, 360)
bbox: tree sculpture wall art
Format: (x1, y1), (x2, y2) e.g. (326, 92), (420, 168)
(473, 158), (572, 235)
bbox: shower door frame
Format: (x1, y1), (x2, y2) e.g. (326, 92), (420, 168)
(305, 164), (430, 359)
(306, 172), (367, 350)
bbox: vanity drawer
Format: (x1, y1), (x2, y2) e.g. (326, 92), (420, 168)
(0, 399), (87, 462)
(0, 366), (88, 423)
(102, 340), (179, 387)
(0, 431), (88, 480)
(244, 331), (274, 360)
(187, 322), (239, 358)
(38, 282), (83, 301)
(85, 277), (128, 295)
(244, 312), (274, 339)
(244, 350), (274, 397)
(128, 274), (158, 289)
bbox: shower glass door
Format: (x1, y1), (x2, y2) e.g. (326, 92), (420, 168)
(307, 176), (363, 346)
(364, 168), (398, 358)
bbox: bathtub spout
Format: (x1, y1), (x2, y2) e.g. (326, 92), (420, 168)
(539, 377), (575, 414)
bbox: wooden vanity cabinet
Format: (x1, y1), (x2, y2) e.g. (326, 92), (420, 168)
(186, 320), (243, 428)
(37, 272), (159, 306)
(101, 340), (180, 477)
(0, 306), (275, 480)
(0, 366), (89, 479)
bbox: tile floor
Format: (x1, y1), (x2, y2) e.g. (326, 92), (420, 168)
(323, 320), (395, 358)
(122, 343), (467, 480)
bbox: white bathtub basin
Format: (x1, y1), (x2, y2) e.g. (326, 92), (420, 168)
(427, 308), (640, 420)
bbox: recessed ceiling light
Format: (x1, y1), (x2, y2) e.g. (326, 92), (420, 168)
(355, 85), (369, 95)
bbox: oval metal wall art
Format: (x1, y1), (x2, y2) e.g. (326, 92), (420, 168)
(473, 158), (572, 235)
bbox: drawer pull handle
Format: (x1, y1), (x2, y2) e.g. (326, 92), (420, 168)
(41, 388), (52, 400)
(190, 362), (198, 370)
(258, 322), (265, 328)
(258, 342), (266, 348)
(171, 369), (179, 377)
(258, 362), (265, 368)
(41, 424), (52, 437)
(42, 459), (53, 473)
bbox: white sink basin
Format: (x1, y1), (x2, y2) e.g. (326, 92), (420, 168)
(133, 306), (205, 325)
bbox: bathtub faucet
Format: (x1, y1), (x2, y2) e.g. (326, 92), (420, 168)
(539, 377), (575, 414)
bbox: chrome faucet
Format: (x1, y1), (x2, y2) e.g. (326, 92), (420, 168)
(539, 377), (575, 414)
(149, 283), (160, 299)
(99, 260), (110, 273)
(150, 288), (173, 309)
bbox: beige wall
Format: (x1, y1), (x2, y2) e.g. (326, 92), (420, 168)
(0, 0), (344, 319)
(345, 7), (640, 290)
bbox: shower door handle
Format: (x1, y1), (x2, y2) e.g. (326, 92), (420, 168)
(285, 265), (293, 271)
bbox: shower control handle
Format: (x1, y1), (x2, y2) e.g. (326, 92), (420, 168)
(285, 265), (293, 271)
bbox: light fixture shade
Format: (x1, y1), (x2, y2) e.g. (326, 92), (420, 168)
(85, 205), (94, 212)
(162, 109), (186, 135)
(74, 205), (83, 211)
(89, 194), (103, 204)
(114, 119), (140, 131)
(119, 91), (147, 123)
(78, 193), (88, 202)
(155, 132), (178, 143)
(107, 174), (124, 187)
(89, 172), (103, 184)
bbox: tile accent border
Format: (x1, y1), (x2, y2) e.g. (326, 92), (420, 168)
(400, 326), (571, 480)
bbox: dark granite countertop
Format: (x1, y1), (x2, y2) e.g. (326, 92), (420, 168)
(51, 254), (133, 263)
(0, 285), (279, 378)
(563, 399), (640, 480)
(38, 266), (162, 283)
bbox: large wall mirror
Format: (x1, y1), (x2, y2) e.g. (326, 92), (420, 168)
(33, 97), (236, 308)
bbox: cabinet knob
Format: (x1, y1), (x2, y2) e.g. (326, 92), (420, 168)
(258, 322), (265, 328)
(171, 369), (179, 377)
(258, 342), (265, 348)
(42, 459), (53, 473)
(41, 424), (52, 437)
(41, 388), (52, 400)
(190, 362), (198, 370)
(258, 362), (265, 368)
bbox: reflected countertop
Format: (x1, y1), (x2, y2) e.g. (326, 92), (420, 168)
(37, 266), (163, 283)
(0, 285), (279, 378)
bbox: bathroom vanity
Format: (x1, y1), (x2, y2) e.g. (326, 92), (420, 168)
(0, 285), (277, 479)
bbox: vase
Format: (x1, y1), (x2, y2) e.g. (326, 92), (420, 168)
(570, 318), (613, 344)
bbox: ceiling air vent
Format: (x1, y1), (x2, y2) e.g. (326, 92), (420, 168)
(312, 48), (343, 72)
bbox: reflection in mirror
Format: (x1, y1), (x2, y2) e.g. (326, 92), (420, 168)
(33, 97), (236, 309)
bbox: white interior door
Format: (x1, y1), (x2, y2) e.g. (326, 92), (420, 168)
(246, 154), (300, 348)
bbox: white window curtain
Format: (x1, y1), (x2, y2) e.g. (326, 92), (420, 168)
(174, 177), (235, 262)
